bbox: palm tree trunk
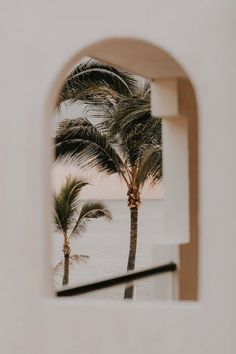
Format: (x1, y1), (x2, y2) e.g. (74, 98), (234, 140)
(63, 254), (70, 286)
(62, 238), (70, 286)
(124, 207), (138, 299)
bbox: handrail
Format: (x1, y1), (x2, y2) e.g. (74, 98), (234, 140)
(57, 262), (177, 297)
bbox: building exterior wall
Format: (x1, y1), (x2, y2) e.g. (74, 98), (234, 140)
(0, 1), (235, 353)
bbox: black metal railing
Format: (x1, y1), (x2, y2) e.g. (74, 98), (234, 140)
(57, 262), (177, 297)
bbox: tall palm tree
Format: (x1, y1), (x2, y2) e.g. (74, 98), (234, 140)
(54, 175), (112, 286)
(55, 80), (162, 298)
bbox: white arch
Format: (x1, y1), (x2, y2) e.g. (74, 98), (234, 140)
(48, 37), (199, 300)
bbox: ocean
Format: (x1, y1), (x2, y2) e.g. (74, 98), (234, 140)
(53, 199), (175, 300)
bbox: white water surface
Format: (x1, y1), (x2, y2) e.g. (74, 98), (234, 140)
(53, 199), (169, 300)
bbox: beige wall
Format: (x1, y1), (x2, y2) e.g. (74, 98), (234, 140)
(0, 1), (235, 354)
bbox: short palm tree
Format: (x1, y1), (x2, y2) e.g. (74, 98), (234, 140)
(54, 175), (112, 286)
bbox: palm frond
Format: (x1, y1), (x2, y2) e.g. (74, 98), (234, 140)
(99, 94), (162, 167)
(54, 254), (89, 273)
(54, 176), (88, 233)
(71, 201), (112, 237)
(55, 118), (125, 175)
(56, 58), (137, 109)
(131, 78), (151, 99)
(135, 147), (162, 187)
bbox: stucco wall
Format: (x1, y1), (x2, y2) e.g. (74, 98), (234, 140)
(0, 1), (235, 353)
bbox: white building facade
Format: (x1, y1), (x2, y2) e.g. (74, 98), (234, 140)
(0, 1), (235, 353)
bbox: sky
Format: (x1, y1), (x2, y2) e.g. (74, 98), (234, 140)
(52, 161), (163, 199)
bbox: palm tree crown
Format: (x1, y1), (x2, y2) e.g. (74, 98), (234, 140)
(54, 175), (112, 237)
(55, 81), (162, 204)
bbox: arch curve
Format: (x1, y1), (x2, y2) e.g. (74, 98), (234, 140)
(49, 36), (199, 300)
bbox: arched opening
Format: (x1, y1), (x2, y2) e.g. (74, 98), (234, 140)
(49, 37), (198, 300)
